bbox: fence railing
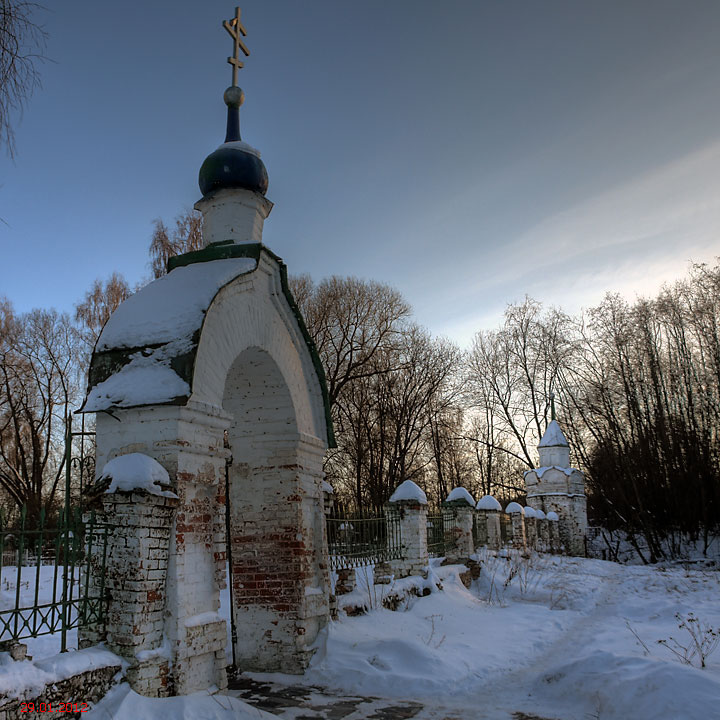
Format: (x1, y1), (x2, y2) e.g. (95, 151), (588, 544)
(426, 511), (459, 557)
(0, 505), (111, 651)
(326, 510), (403, 570)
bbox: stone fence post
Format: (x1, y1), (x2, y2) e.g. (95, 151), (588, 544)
(523, 506), (538, 549)
(535, 509), (549, 551)
(475, 495), (502, 550)
(388, 480), (428, 578)
(80, 489), (178, 697)
(442, 488), (475, 563)
(505, 502), (526, 551)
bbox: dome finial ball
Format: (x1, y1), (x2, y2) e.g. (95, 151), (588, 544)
(224, 86), (245, 109)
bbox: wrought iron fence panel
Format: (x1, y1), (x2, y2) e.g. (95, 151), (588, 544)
(499, 513), (512, 544)
(326, 509), (402, 570)
(473, 512), (488, 547)
(426, 511), (455, 557)
(0, 504), (112, 650)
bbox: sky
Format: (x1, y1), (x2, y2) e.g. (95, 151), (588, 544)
(2, 0), (720, 348)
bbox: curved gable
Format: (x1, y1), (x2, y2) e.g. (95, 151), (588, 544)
(81, 243), (334, 447)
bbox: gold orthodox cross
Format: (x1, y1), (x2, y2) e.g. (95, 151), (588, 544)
(223, 7), (249, 87)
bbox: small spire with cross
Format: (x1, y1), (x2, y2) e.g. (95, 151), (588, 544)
(221, 7), (250, 143)
(224, 6), (249, 88)
(550, 391), (556, 422)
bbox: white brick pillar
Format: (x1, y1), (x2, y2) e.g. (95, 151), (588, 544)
(475, 495), (502, 551)
(505, 503), (526, 551)
(81, 490), (177, 697)
(547, 512), (561, 553)
(524, 507), (538, 550)
(388, 480), (428, 578)
(442, 488), (476, 562)
(535, 510), (549, 551)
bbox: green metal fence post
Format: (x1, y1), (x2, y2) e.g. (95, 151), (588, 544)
(13, 506), (27, 641)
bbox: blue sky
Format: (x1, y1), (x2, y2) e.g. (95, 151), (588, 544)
(2, 1), (720, 346)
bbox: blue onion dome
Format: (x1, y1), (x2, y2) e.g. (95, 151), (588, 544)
(198, 85), (269, 196)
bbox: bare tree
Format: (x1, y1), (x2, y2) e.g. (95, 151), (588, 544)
(290, 275), (412, 409)
(467, 298), (573, 469)
(149, 209), (203, 278)
(75, 271), (131, 351)
(0, 301), (81, 523)
(1, 1), (46, 157)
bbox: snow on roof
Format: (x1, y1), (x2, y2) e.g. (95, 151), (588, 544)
(84, 257), (257, 412)
(97, 257), (257, 351)
(546, 511), (559, 521)
(476, 495), (502, 511)
(445, 487), (475, 506)
(523, 506), (537, 518)
(538, 419), (569, 448)
(505, 502), (524, 514)
(534, 509), (547, 519)
(100, 453), (178, 498)
(321, 480), (334, 494)
(524, 466), (578, 479)
(389, 480), (428, 504)
(84, 339), (192, 411)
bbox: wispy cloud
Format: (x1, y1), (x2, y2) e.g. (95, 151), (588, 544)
(430, 140), (720, 346)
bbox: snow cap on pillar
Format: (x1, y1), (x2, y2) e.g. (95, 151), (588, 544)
(195, 7), (273, 247)
(443, 487), (475, 507)
(389, 480), (428, 505)
(476, 495), (502, 511)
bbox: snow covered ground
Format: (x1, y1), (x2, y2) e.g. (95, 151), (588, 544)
(276, 553), (720, 719)
(3, 552), (719, 719)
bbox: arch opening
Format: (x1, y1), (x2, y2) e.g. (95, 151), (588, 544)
(222, 346), (328, 673)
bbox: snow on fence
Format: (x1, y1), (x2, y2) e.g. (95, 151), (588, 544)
(327, 494), (568, 580)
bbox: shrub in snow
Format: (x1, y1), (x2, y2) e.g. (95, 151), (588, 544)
(658, 612), (720, 669)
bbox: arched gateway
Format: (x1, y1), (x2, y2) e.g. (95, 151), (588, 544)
(79, 11), (334, 697)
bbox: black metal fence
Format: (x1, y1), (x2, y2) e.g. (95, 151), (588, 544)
(326, 508), (403, 570)
(0, 506), (111, 650)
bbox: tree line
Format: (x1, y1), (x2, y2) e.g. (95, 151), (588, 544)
(1, 209), (718, 558)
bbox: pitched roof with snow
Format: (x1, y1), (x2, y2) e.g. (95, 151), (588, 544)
(538, 419), (569, 448)
(83, 257), (257, 412)
(79, 244), (335, 447)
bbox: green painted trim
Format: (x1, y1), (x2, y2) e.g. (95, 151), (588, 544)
(167, 241), (261, 271)
(270, 250), (337, 449)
